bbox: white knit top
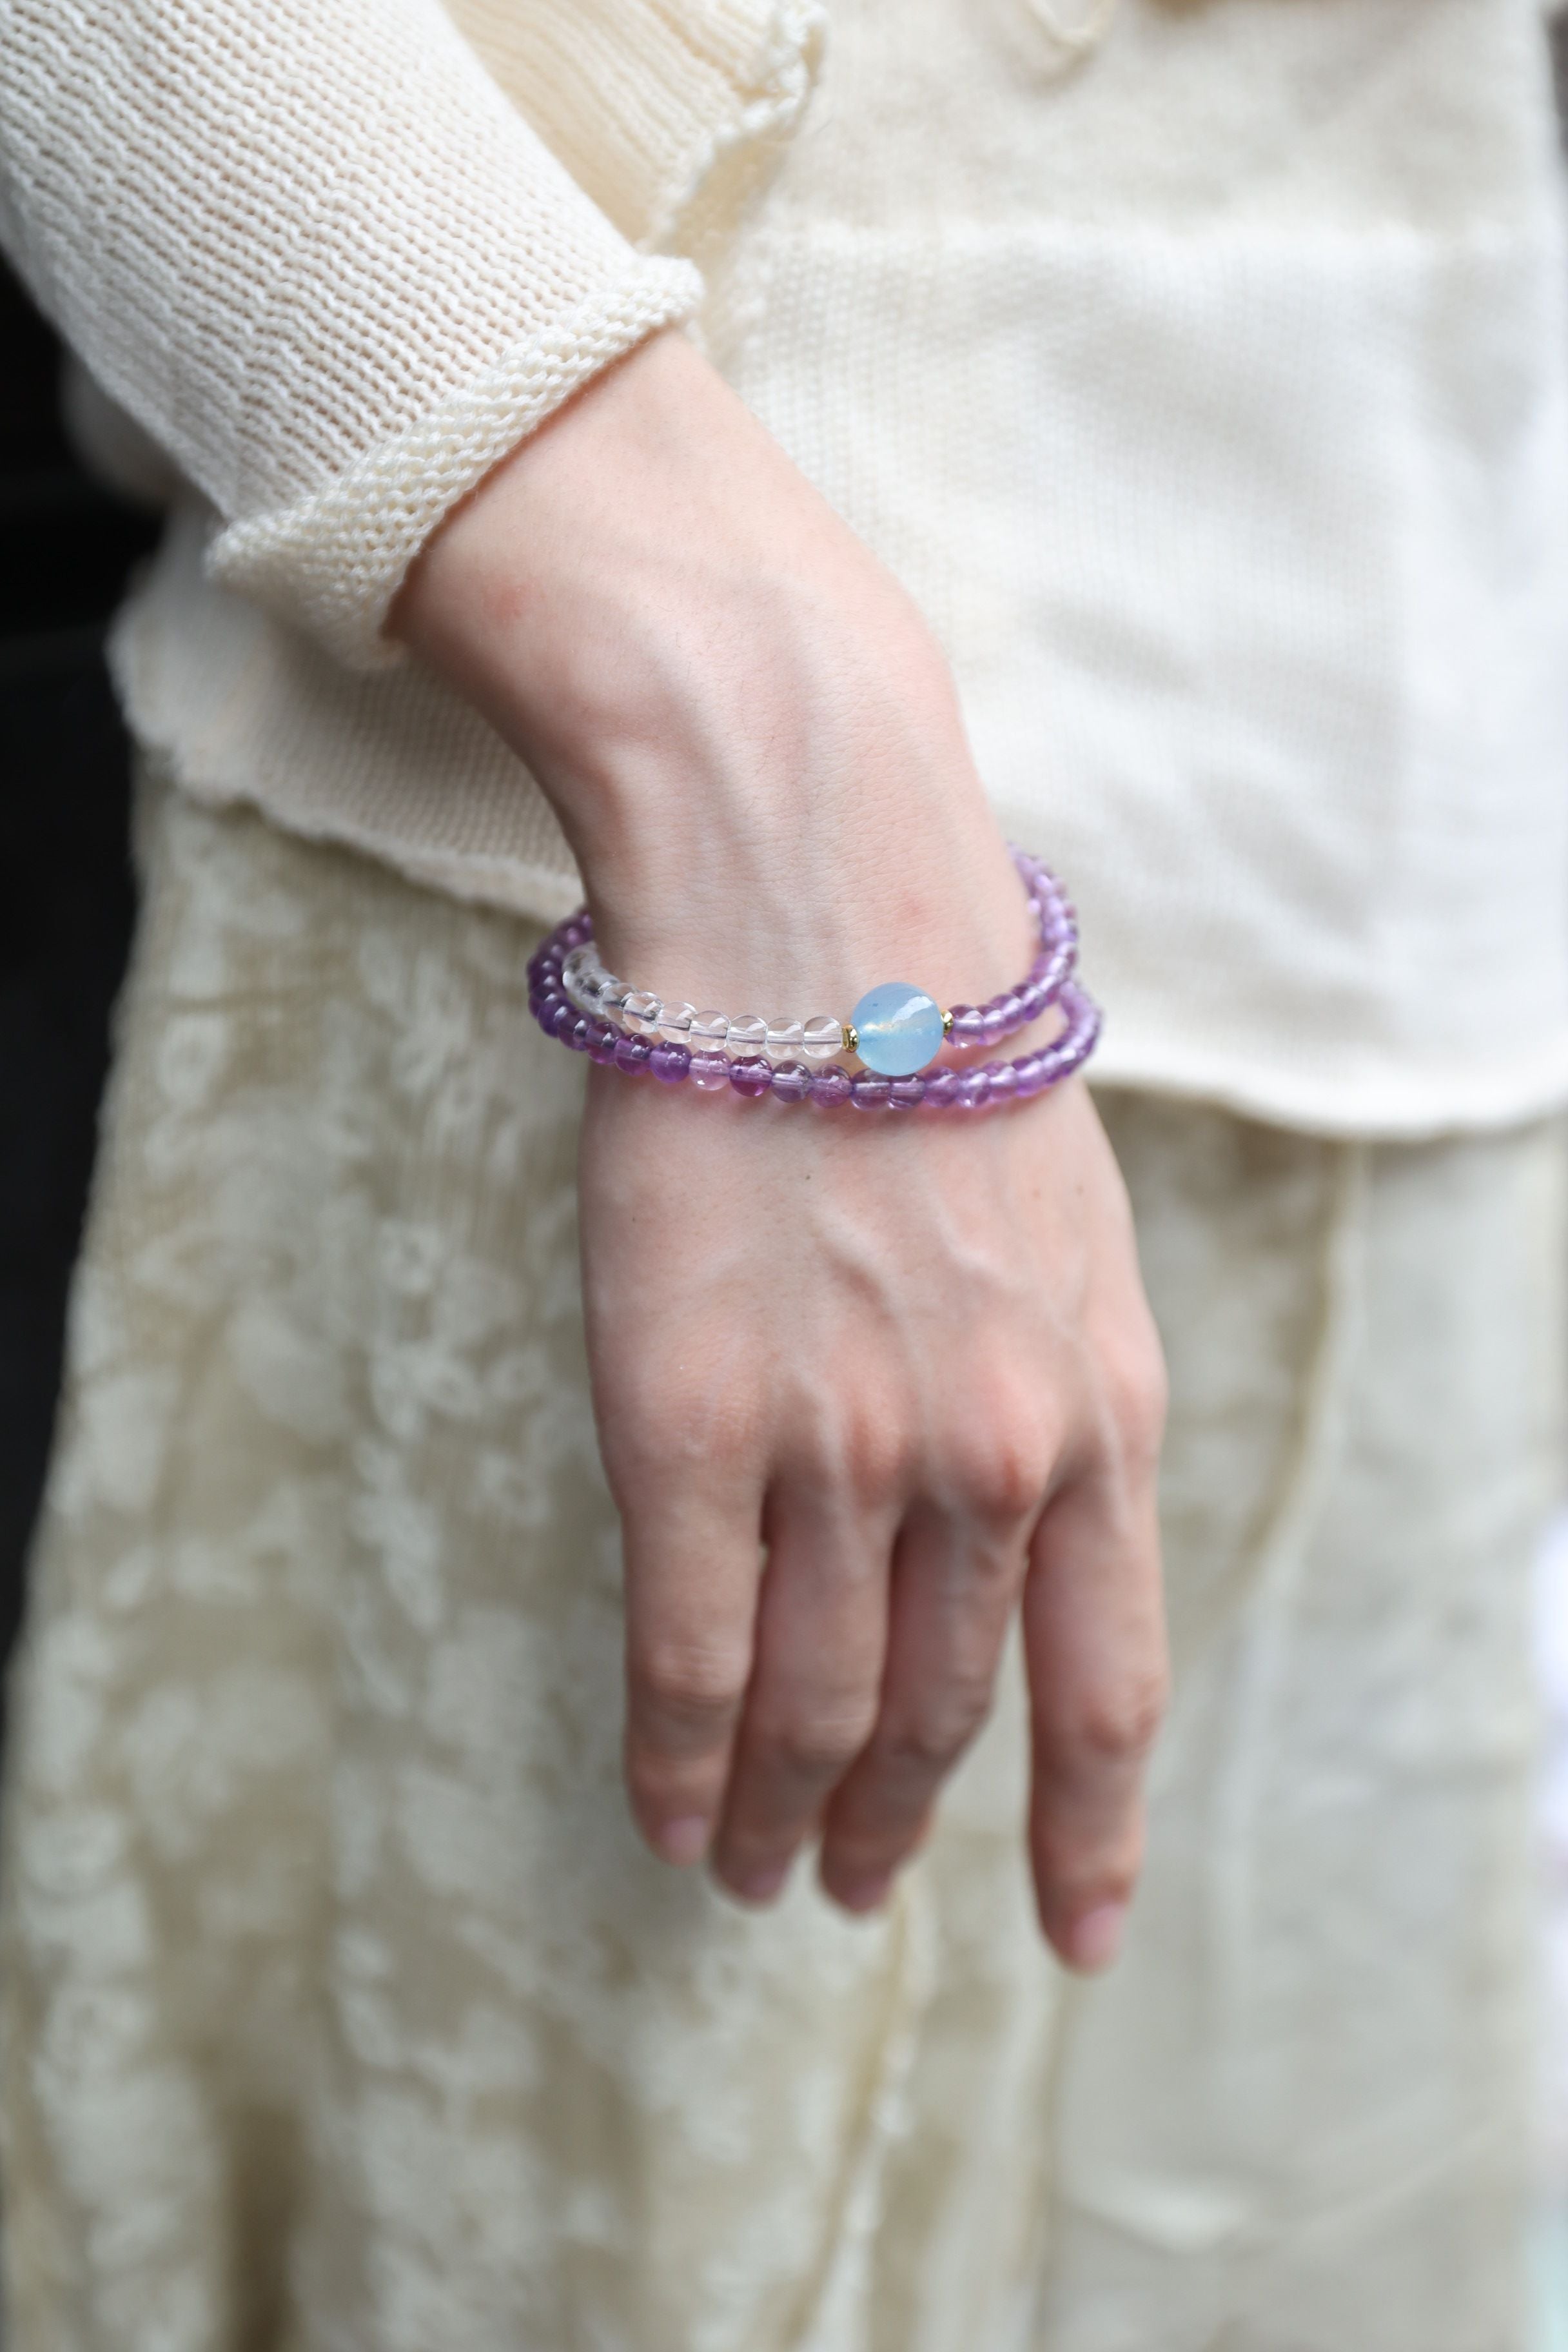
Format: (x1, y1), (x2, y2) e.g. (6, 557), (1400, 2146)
(3, 0), (1567, 1136)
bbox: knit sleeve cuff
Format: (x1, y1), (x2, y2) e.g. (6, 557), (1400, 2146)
(206, 254), (701, 671)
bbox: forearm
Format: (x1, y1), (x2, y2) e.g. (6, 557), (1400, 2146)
(396, 329), (1035, 1012)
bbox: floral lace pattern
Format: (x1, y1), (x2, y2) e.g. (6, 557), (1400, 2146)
(1, 777), (1562, 2351)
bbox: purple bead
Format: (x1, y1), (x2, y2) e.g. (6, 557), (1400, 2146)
(922, 1067), (960, 1108)
(562, 916), (591, 949)
(769, 1061), (812, 1103)
(888, 1074), (926, 1110)
(954, 1069), (991, 1111)
(850, 1073), (892, 1112)
(548, 997), (581, 1039)
(729, 1055), (773, 1099)
(947, 1005), (985, 1048)
(1017, 979), (1046, 1023)
(810, 1066), (853, 1108)
(979, 1006), (1008, 1047)
(1014, 1052), (1048, 1097)
(995, 994), (1024, 1032)
(649, 1041), (691, 1084)
(585, 1021), (620, 1066)
(689, 1049), (731, 1090)
(984, 1059), (1018, 1102)
(534, 993), (569, 1035)
(564, 1014), (594, 1053)
(614, 1034), (652, 1076)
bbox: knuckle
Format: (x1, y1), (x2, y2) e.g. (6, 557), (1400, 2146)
(631, 1634), (750, 1737)
(1096, 1329), (1168, 1476)
(1059, 1665), (1170, 1769)
(838, 1413), (914, 1512)
(945, 1382), (1056, 1525)
(885, 1676), (994, 1776)
(1036, 1839), (1142, 1917)
(603, 1369), (767, 1498)
(755, 1692), (879, 1783)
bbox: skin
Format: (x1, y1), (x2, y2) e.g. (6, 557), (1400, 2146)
(395, 328), (1169, 1970)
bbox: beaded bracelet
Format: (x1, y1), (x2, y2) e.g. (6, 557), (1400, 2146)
(526, 847), (1099, 1112)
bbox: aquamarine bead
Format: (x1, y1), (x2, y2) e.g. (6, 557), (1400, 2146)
(849, 983), (946, 1077)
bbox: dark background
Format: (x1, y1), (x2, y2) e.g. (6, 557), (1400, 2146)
(0, 262), (158, 1677)
(2, 19), (1568, 1684)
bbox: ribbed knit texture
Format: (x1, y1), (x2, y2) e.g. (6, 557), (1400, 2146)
(0, 0), (702, 663)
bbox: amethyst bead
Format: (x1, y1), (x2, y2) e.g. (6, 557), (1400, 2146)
(769, 1061), (812, 1104)
(529, 847), (1095, 1112)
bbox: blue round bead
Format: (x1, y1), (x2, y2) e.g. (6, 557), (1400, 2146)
(850, 982), (946, 1077)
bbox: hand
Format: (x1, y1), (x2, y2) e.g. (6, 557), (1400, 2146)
(396, 331), (1169, 1966)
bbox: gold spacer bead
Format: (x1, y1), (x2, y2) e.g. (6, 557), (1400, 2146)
(942, 1007), (954, 1037)
(843, 1022), (859, 1057)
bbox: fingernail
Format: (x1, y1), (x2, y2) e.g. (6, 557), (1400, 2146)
(836, 1873), (893, 1916)
(1066, 1902), (1127, 1973)
(729, 1861), (790, 1905)
(655, 1816), (710, 1867)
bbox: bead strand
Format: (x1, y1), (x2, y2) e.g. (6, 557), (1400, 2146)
(524, 852), (1101, 1113)
(556, 845), (1077, 1065)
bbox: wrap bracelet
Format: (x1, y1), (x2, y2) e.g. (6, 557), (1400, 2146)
(526, 847), (1099, 1112)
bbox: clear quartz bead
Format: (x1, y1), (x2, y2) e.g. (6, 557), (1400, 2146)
(727, 1014), (768, 1053)
(622, 990), (663, 1036)
(801, 1014), (844, 1063)
(691, 1010), (730, 1048)
(659, 1000), (696, 1043)
(598, 976), (629, 1019)
(765, 1017), (804, 1061)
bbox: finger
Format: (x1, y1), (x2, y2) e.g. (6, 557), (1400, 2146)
(709, 1487), (892, 1905)
(622, 1489), (764, 1868)
(817, 1498), (1027, 1913)
(1023, 1461), (1167, 1972)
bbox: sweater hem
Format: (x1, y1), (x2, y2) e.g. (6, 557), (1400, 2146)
(1087, 1029), (1568, 1142)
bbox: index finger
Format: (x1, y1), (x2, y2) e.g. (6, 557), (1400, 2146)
(620, 1489), (764, 1868)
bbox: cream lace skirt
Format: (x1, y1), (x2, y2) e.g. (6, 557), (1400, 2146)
(2, 776), (1563, 2352)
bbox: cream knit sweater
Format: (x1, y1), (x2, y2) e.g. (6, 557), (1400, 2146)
(2, 0), (1567, 1135)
